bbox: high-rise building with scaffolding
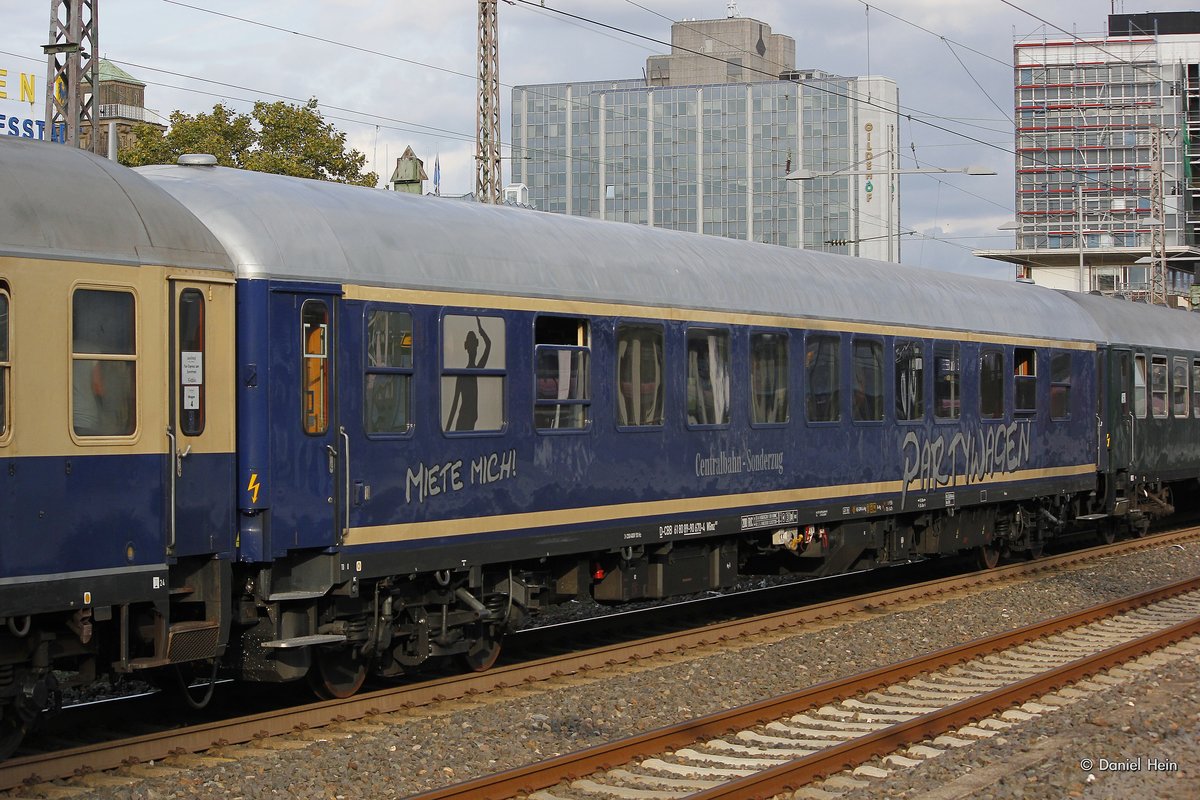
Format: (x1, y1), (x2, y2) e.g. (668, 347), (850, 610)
(977, 11), (1200, 303)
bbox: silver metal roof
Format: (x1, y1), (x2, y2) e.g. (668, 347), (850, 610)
(1061, 291), (1200, 351)
(0, 137), (232, 271)
(138, 162), (1106, 341)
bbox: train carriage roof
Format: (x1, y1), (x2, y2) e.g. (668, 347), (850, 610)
(1062, 290), (1200, 352)
(139, 161), (1109, 344)
(0, 137), (232, 271)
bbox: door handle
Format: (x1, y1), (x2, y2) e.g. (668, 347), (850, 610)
(176, 444), (192, 477)
(326, 444), (337, 474)
(340, 426), (351, 538)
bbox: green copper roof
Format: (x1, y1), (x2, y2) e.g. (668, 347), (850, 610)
(98, 59), (144, 86)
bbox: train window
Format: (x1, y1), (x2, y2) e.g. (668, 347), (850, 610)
(934, 343), (960, 420)
(687, 328), (730, 426)
(0, 285), (8, 440)
(178, 289), (205, 436)
(1150, 355), (1168, 419)
(441, 314), (506, 432)
(534, 316), (590, 431)
(301, 301), (330, 435)
(805, 334), (840, 423)
(1193, 360), (1200, 418)
(851, 339), (883, 422)
(1014, 348), (1037, 416)
(72, 288), (137, 437)
(1133, 355), (1148, 418)
(1050, 353), (1071, 420)
(895, 340), (924, 422)
(750, 332), (788, 424)
(1172, 356), (1189, 418)
(364, 309), (413, 435)
(979, 350), (1004, 420)
(617, 324), (664, 427)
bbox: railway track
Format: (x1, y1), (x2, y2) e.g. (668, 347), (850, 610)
(407, 575), (1200, 800)
(1, 528), (1195, 794)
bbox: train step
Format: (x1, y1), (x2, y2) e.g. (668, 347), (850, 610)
(261, 634), (348, 649)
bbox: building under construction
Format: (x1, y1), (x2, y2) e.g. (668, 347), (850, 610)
(978, 10), (1200, 304)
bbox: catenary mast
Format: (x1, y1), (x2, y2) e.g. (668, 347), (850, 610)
(476, 0), (501, 203)
(44, 0), (99, 151)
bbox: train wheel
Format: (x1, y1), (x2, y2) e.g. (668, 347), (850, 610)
(461, 623), (503, 672)
(1097, 521), (1117, 545)
(976, 543), (1001, 570)
(308, 646), (368, 700)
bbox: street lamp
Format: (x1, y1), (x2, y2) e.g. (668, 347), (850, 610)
(786, 164), (996, 262)
(785, 165), (995, 180)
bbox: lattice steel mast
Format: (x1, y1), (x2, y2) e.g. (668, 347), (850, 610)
(45, 0), (99, 151)
(476, 0), (501, 203)
(1148, 124), (1168, 306)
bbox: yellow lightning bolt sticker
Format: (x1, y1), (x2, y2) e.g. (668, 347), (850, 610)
(247, 472), (261, 504)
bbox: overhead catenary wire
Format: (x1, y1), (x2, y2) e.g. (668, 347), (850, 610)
(9, 2), (1110, 257)
(155, 0), (1009, 177)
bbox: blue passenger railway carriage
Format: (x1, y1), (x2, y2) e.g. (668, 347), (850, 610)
(2, 134), (1200, 748)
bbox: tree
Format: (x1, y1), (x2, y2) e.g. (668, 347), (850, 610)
(121, 99), (378, 187)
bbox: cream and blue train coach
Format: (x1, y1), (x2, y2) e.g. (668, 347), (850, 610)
(2, 134), (1199, 750)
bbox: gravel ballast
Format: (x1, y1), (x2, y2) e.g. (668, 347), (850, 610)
(14, 541), (1200, 800)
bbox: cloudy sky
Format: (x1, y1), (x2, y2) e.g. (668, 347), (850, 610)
(1, 0), (1194, 278)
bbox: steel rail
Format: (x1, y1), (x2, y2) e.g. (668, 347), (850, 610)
(403, 574), (1200, 800)
(1, 529), (1194, 791)
(692, 615), (1200, 798)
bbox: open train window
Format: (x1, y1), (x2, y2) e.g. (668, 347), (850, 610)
(617, 323), (664, 427)
(72, 288), (137, 438)
(178, 289), (206, 436)
(979, 349), (1004, 420)
(364, 308), (413, 435)
(1133, 354), (1147, 418)
(805, 334), (840, 423)
(1150, 355), (1168, 419)
(750, 331), (788, 425)
(1172, 356), (1189, 418)
(687, 327), (730, 427)
(0, 283), (8, 441)
(934, 342), (960, 421)
(895, 340), (924, 422)
(1050, 352), (1071, 420)
(851, 339), (883, 422)
(1193, 359), (1200, 419)
(1014, 347), (1037, 416)
(301, 301), (330, 436)
(534, 316), (590, 431)
(441, 314), (506, 433)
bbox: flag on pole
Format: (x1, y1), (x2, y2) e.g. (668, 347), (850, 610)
(434, 155), (441, 196)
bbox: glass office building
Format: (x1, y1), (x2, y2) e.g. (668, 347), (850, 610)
(511, 16), (900, 260)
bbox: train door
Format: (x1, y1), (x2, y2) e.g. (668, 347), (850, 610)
(1109, 347), (1134, 475)
(168, 278), (236, 556)
(269, 290), (344, 551)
